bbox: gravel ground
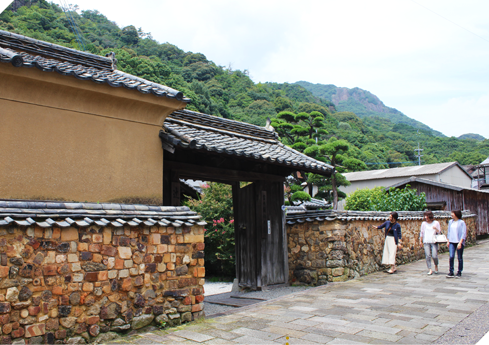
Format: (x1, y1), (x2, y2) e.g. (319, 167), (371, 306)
(204, 281), (233, 296)
(203, 283), (311, 317)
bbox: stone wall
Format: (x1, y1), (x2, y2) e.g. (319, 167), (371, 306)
(287, 211), (477, 285)
(0, 223), (205, 344)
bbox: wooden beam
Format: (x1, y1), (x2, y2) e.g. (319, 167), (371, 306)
(165, 160), (285, 182)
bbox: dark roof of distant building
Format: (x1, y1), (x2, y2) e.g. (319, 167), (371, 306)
(161, 109), (334, 175)
(0, 29), (189, 102)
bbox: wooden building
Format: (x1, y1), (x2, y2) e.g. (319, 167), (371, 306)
(388, 177), (489, 236)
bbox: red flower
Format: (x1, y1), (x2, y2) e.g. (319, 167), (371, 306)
(229, 219), (234, 224)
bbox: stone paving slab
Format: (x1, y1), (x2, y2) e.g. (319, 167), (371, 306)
(105, 241), (489, 344)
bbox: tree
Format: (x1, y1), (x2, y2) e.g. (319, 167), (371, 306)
(120, 25), (139, 46)
(319, 137), (366, 209)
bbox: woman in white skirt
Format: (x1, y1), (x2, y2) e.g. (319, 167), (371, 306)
(372, 212), (402, 274)
(419, 210), (441, 275)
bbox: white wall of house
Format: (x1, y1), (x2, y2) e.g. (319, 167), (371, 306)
(439, 168), (472, 187)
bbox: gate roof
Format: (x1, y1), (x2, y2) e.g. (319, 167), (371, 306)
(162, 109), (333, 175)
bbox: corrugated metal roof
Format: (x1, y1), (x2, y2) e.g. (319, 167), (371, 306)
(344, 162), (470, 182)
(388, 176), (489, 194)
(481, 156), (489, 165)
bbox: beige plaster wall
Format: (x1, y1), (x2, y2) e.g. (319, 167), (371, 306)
(0, 65), (187, 203)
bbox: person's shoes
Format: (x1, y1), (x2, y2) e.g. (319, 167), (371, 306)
(446, 272), (455, 278)
(427, 270), (433, 275)
(456, 272), (462, 279)
(434, 266), (438, 274)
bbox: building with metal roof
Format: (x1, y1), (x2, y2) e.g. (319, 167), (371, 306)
(341, 162), (472, 195)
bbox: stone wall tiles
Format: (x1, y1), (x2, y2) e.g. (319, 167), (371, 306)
(0, 224), (205, 343)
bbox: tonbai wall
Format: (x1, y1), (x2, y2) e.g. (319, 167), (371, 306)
(286, 209), (477, 285)
(0, 201), (205, 344)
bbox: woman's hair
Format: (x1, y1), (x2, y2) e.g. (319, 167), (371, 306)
(424, 211), (434, 221)
(391, 212), (399, 221)
(452, 210), (462, 219)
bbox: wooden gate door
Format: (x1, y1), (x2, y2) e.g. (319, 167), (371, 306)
(233, 182), (260, 289)
(233, 180), (288, 289)
(259, 180), (288, 286)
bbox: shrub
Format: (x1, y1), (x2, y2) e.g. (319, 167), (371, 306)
(185, 182), (235, 277)
(345, 185), (426, 211)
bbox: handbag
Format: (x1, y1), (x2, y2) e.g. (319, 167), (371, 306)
(434, 233), (447, 243)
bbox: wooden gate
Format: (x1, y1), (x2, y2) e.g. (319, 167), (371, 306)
(233, 181), (288, 289)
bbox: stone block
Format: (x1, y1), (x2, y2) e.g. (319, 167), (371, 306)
(118, 247), (132, 259)
(25, 323), (46, 338)
(184, 234), (204, 243)
(77, 243), (88, 252)
(103, 228), (112, 245)
(82, 283), (93, 292)
(157, 244), (167, 253)
(93, 234), (103, 243)
(89, 244), (101, 252)
(98, 271), (108, 281)
(150, 234), (161, 245)
(101, 246), (117, 257)
(67, 254), (78, 263)
(197, 267), (205, 278)
(61, 228), (78, 242)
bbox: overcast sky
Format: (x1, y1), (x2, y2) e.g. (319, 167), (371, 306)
(2, 0), (488, 138)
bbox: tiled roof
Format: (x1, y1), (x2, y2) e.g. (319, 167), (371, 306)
(0, 30), (188, 102)
(0, 200), (205, 229)
(162, 110), (333, 175)
(293, 198), (331, 208)
(343, 162), (472, 182)
(285, 209), (476, 225)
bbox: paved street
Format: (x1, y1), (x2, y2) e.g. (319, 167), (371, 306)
(110, 241), (489, 344)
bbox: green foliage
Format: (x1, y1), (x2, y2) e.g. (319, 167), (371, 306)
(345, 185), (427, 211)
(184, 183), (235, 277)
(291, 191), (311, 202)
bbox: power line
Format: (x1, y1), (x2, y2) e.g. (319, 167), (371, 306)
(409, 0), (489, 45)
(59, 1), (86, 51)
(366, 161), (418, 165)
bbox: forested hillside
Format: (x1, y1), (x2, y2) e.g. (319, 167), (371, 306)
(1, 0), (488, 172)
(295, 81), (446, 137)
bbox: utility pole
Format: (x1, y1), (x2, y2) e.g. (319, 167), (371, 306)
(414, 143), (423, 166)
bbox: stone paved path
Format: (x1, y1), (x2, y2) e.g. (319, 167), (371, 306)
(108, 241), (489, 344)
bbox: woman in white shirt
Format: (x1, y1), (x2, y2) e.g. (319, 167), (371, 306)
(446, 210), (467, 278)
(419, 211), (441, 275)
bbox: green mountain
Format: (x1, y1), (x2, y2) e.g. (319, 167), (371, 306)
(1, 0), (489, 169)
(295, 81), (445, 137)
(458, 133), (486, 141)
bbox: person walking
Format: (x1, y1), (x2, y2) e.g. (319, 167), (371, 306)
(372, 212), (402, 274)
(446, 210), (467, 278)
(419, 211), (441, 275)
